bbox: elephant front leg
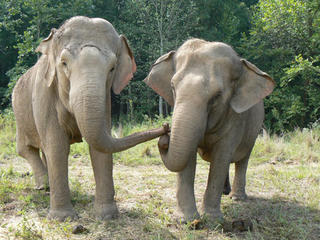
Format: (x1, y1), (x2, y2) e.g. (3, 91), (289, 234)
(44, 135), (76, 221)
(176, 154), (200, 222)
(90, 147), (119, 220)
(202, 150), (231, 222)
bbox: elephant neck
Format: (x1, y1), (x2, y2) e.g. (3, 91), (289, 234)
(55, 96), (82, 144)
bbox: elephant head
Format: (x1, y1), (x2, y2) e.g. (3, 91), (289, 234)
(36, 16), (163, 153)
(144, 39), (275, 172)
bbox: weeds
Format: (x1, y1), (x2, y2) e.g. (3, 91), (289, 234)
(14, 216), (43, 240)
(0, 112), (319, 239)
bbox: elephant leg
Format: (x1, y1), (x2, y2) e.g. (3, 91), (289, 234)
(176, 153), (200, 222)
(44, 131), (75, 221)
(202, 147), (231, 222)
(223, 173), (231, 195)
(16, 132), (48, 190)
(90, 147), (119, 220)
(230, 152), (251, 201)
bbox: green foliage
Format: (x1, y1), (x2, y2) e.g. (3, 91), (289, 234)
(116, 0), (199, 118)
(279, 55), (320, 129)
(0, 109), (16, 158)
(0, 0), (98, 107)
(1, 0), (320, 132)
(194, 0), (251, 46)
(240, 0), (320, 133)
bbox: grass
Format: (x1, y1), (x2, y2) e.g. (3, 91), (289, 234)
(0, 111), (319, 239)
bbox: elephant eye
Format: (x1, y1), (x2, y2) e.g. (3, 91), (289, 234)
(110, 66), (115, 72)
(215, 91), (222, 98)
(62, 61), (67, 67)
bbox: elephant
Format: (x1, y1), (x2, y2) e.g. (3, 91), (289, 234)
(144, 38), (275, 222)
(12, 16), (168, 221)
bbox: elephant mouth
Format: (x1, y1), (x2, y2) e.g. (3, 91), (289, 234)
(197, 147), (211, 162)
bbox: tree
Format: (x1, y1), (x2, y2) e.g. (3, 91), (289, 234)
(193, 0), (251, 47)
(1, 0), (120, 109)
(0, 0), (29, 108)
(240, 0), (320, 132)
(117, 0), (198, 118)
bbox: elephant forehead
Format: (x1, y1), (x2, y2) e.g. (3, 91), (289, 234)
(174, 54), (210, 80)
(177, 41), (237, 62)
(56, 18), (119, 53)
(62, 16), (118, 36)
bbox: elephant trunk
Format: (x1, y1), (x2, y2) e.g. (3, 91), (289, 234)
(159, 101), (207, 172)
(71, 75), (165, 154)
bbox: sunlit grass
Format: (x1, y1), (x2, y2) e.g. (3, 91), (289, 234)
(0, 111), (319, 239)
(251, 128), (320, 166)
(0, 110), (16, 159)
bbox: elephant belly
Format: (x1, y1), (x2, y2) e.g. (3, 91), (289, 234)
(231, 136), (257, 163)
(231, 149), (248, 163)
(14, 102), (41, 148)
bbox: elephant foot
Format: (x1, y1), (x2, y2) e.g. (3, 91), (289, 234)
(48, 208), (78, 221)
(34, 173), (49, 190)
(95, 202), (119, 220)
(176, 216), (203, 230)
(176, 211), (201, 224)
(230, 192), (247, 201)
(202, 209), (224, 226)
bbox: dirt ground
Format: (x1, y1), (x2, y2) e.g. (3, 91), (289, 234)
(0, 143), (320, 239)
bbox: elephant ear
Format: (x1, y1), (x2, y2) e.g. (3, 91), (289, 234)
(230, 59), (275, 113)
(143, 51), (175, 106)
(112, 35), (137, 94)
(35, 28), (57, 87)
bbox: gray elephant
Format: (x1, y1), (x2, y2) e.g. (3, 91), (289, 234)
(12, 16), (168, 221)
(144, 39), (275, 222)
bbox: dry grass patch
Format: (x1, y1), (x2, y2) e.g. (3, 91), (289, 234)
(0, 114), (319, 239)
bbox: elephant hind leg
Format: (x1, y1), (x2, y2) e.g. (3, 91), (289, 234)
(223, 173), (231, 195)
(16, 134), (48, 189)
(229, 151), (251, 201)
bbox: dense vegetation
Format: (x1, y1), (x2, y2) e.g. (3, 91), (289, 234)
(0, 0), (319, 133)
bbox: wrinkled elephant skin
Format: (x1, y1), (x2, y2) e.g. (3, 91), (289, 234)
(145, 39), (275, 222)
(12, 16), (167, 221)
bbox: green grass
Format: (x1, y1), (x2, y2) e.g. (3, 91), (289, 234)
(0, 112), (319, 239)
(251, 127), (320, 166)
(0, 110), (16, 159)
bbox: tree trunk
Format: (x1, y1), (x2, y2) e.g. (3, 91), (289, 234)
(159, 96), (163, 117)
(158, 0), (164, 117)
